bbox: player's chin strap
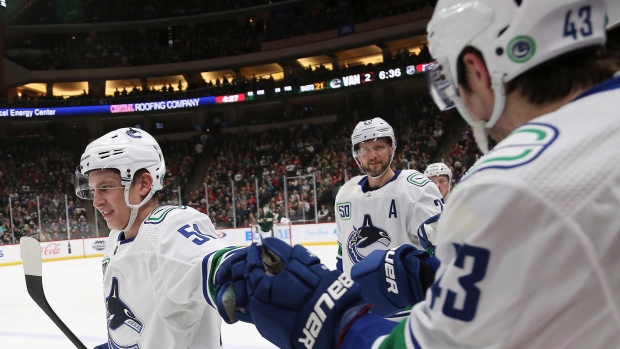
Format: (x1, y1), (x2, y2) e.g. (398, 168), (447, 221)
(122, 186), (157, 232)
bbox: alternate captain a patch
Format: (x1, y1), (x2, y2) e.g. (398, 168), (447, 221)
(346, 214), (391, 264)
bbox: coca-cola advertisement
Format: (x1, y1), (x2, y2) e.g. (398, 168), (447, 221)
(40, 242), (62, 256)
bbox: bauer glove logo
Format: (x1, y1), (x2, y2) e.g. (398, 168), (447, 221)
(384, 249), (399, 294)
(298, 274), (355, 349)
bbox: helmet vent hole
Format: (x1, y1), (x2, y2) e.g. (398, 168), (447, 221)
(498, 26), (508, 37)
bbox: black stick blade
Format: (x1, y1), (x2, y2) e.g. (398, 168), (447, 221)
(20, 237), (87, 349)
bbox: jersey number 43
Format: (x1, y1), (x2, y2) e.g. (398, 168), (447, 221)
(430, 244), (490, 322)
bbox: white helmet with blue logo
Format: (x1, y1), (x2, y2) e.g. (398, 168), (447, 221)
(351, 117), (396, 158)
(351, 117), (397, 178)
(607, 0), (620, 29)
(426, 0), (607, 152)
(424, 162), (452, 183)
(75, 127), (165, 231)
(77, 127), (165, 195)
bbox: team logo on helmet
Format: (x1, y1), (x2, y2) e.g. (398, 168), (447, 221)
(125, 128), (142, 138)
(507, 35), (536, 63)
(346, 214), (391, 264)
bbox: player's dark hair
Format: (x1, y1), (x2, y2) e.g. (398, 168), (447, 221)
(457, 44), (620, 105)
(506, 46), (620, 105)
(131, 169), (149, 186)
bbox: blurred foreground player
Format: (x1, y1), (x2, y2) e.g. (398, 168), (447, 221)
(76, 128), (244, 349)
(214, 0), (620, 348)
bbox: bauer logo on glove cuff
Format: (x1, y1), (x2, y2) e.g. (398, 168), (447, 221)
(298, 274), (355, 349)
(385, 250), (399, 294)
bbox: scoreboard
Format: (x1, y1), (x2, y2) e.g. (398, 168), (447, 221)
(247, 61), (433, 100)
(2, 61), (435, 118)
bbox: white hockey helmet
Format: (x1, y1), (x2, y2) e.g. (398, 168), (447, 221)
(426, 0), (607, 151)
(424, 162), (452, 183)
(351, 117), (396, 158)
(75, 127), (165, 231)
(76, 127), (165, 198)
(607, 0), (620, 29)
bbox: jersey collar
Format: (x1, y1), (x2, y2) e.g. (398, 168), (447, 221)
(357, 169), (402, 193)
(574, 72), (620, 101)
(118, 231), (135, 244)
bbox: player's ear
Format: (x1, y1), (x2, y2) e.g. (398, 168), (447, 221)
(461, 52), (492, 94)
(137, 171), (153, 197)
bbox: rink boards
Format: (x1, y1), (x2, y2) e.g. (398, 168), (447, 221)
(0, 222), (338, 267)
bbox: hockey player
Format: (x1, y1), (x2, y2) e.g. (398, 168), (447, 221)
(423, 162), (452, 201)
(414, 162), (454, 256)
(213, 0), (620, 348)
(257, 205), (275, 238)
(75, 128), (243, 349)
(334, 117), (443, 278)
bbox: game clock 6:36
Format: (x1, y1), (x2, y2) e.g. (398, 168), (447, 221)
(378, 68), (402, 80)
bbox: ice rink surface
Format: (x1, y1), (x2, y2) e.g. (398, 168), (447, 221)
(0, 244), (337, 349)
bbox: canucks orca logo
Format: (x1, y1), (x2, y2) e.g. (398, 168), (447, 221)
(106, 278), (143, 334)
(346, 214), (391, 264)
(507, 35), (536, 63)
(125, 128), (142, 138)
(102, 258), (110, 275)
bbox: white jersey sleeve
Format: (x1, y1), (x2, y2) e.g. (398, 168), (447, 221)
(155, 207), (231, 306)
(102, 205), (234, 349)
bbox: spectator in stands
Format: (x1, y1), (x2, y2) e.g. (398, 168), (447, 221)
(288, 206), (300, 222)
(317, 204), (329, 222)
(289, 189), (300, 204)
(75, 201), (87, 217)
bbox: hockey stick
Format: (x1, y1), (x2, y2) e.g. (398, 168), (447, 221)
(20, 237), (88, 349)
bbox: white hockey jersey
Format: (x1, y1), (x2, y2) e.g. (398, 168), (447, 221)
(362, 76), (620, 348)
(101, 205), (232, 349)
(335, 169), (443, 275)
